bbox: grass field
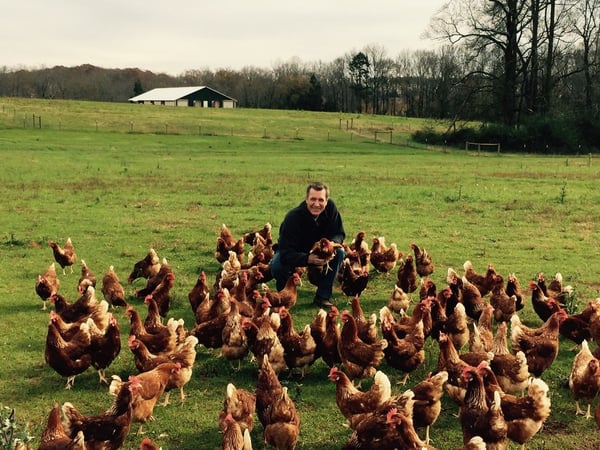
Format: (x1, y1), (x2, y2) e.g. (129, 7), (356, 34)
(1, 98), (600, 449)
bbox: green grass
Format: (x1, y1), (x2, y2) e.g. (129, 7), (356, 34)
(1, 98), (600, 449)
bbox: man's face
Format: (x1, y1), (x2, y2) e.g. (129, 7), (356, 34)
(305, 188), (328, 217)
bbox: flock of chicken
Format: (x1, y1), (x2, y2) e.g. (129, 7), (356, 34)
(32, 225), (600, 449)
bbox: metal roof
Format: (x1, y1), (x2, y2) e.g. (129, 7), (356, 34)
(129, 86), (226, 102)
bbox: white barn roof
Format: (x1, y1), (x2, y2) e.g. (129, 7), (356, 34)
(129, 86), (208, 102)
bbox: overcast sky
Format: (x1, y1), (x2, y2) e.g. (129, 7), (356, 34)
(2, 1), (447, 75)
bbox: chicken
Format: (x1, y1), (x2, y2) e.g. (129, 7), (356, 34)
(144, 270), (175, 317)
(143, 295), (165, 335)
(308, 308), (326, 362)
(36, 262), (60, 310)
(388, 407), (438, 450)
(62, 379), (136, 450)
(307, 237), (344, 285)
(39, 403), (85, 450)
(78, 259), (97, 291)
(381, 298), (432, 341)
(135, 257), (172, 299)
(412, 371), (448, 445)
(188, 270), (210, 313)
(489, 321), (529, 395)
(88, 312), (121, 384)
(261, 272), (301, 309)
(350, 294), (378, 345)
(126, 305), (178, 354)
(339, 258), (369, 298)
(369, 237), (400, 273)
(328, 367), (392, 423)
(277, 306), (317, 376)
(243, 310), (286, 374)
(218, 382), (256, 433)
(140, 437), (161, 450)
(477, 361), (551, 448)
(262, 386), (300, 450)
(510, 309), (566, 377)
(460, 276), (486, 321)
(50, 284), (100, 324)
(569, 339), (600, 419)
(538, 271), (573, 305)
(489, 274), (516, 322)
(347, 230), (371, 272)
(396, 253), (418, 293)
(128, 248), (161, 284)
(321, 305), (342, 368)
(410, 242), (434, 277)
(387, 284), (410, 314)
(380, 312), (425, 384)
(100, 265), (127, 308)
(446, 302), (469, 351)
(109, 362), (181, 434)
(45, 313), (92, 389)
(452, 436), (487, 450)
(463, 261), (497, 297)
(505, 273), (525, 311)
(338, 310), (387, 384)
(49, 237), (77, 274)
(215, 223), (246, 263)
(255, 354), (284, 428)
(419, 277), (437, 301)
(221, 300), (250, 370)
(530, 277), (562, 322)
(559, 299), (596, 345)
(475, 303), (495, 353)
(459, 366), (507, 449)
(221, 413), (253, 450)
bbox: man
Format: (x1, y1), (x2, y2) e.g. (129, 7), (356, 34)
(269, 181), (346, 308)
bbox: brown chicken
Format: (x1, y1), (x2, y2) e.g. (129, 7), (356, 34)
(350, 294), (378, 345)
(221, 413), (253, 450)
(242, 299), (286, 374)
(489, 274), (516, 322)
(412, 371), (449, 445)
(569, 339), (600, 419)
(529, 278), (561, 323)
(144, 270), (175, 317)
(218, 382), (256, 433)
(339, 258), (369, 298)
(50, 285), (100, 324)
(126, 305), (178, 354)
(475, 303), (495, 353)
(36, 262), (60, 310)
(215, 223), (246, 263)
(262, 271), (301, 309)
(45, 313), (92, 389)
(135, 257), (172, 299)
(387, 284), (410, 314)
(478, 361), (551, 447)
(308, 308), (326, 362)
(463, 261), (497, 297)
(370, 237), (400, 273)
(100, 265), (127, 308)
(459, 366), (507, 449)
(255, 354), (284, 428)
(221, 300), (249, 370)
(489, 321), (529, 395)
(328, 367), (391, 423)
(510, 309), (566, 377)
(128, 248), (161, 284)
(39, 403), (85, 450)
(347, 230), (371, 272)
(140, 437), (161, 450)
(460, 276), (486, 321)
(320, 305), (342, 368)
(307, 237), (344, 286)
(62, 378), (138, 450)
(188, 270), (210, 313)
(78, 259), (97, 291)
(88, 313), (121, 384)
(49, 237), (77, 274)
(380, 312), (425, 384)
(396, 253), (418, 293)
(109, 362), (181, 434)
(338, 310), (387, 384)
(505, 273), (525, 311)
(410, 242), (434, 277)
(277, 306), (317, 376)
(262, 385), (300, 450)
(445, 302), (469, 351)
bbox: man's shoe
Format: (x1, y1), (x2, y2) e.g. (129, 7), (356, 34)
(313, 295), (333, 308)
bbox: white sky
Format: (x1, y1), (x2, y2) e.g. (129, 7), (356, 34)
(2, 1), (447, 76)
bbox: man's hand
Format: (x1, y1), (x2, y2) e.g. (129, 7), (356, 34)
(307, 254), (326, 266)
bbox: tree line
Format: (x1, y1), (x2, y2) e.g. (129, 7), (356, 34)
(1, 0), (599, 152)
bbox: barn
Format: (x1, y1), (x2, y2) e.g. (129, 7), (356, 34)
(128, 86), (237, 108)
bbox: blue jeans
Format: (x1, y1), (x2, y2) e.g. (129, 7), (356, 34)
(269, 247), (346, 299)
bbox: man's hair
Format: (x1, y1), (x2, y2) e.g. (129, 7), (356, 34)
(306, 181), (329, 199)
